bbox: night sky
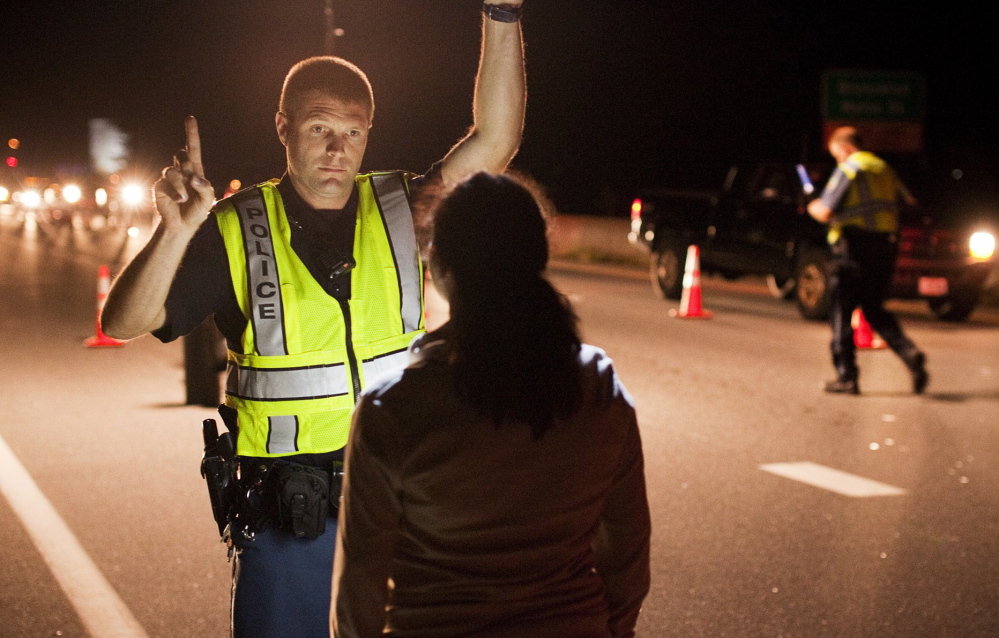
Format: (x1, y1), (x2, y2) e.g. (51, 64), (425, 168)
(2, 1), (997, 216)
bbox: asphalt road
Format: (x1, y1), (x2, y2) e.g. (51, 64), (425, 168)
(2, 209), (998, 638)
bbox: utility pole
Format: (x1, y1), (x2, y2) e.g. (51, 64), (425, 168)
(323, 0), (343, 55)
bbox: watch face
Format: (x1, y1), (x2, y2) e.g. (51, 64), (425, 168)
(484, 4), (521, 23)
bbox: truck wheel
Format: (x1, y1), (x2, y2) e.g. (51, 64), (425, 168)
(650, 245), (686, 300)
(928, 290), (979, 322)
(794, 250), (832, 320)
(766, 274), (795, 299)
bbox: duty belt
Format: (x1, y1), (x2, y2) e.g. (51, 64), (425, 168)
(233, 457), (344, 541)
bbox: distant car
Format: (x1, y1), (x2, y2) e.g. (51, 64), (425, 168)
(10, 177), (155, 233)
(629, 162), (997, 321)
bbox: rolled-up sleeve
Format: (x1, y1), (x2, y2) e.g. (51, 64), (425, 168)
(819, 167), (851, 212)
(151, 214), (236, 343)
(331, 396), (403, 638)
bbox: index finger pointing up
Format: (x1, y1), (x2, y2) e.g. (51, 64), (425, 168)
(184, 115), (205, 178)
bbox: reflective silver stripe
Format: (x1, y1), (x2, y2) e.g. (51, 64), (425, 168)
(226, 361), (350, 401)
(361, 348), (410, 384)
(235, 190), (287, 356)
(268, 415), (298, 454)
(837, 200), (895, 222)
(371, 173), (422, 333)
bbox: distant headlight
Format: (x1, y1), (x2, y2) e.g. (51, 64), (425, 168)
(122, 184), (145, 206)
(969, 231), (996, 260)
(20, 190), (42, 208)
(63, 184), (82, 204)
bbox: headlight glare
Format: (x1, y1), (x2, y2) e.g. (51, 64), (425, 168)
(969, 231), (996, 260)
(21, 190), (41, 208)
(122, 184), (144, 206)
(63, 184), (82, 204)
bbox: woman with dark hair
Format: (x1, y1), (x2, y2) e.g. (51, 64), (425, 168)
(332, 173), (651, 638)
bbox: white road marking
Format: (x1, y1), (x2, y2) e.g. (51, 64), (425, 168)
(0, 432), (150, 638)
(760, 461), (908, 497)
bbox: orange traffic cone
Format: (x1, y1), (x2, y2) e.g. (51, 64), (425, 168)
(84, 265), (126, 347)
(670, 245), (713, 319)
(852, 308), (886, 349)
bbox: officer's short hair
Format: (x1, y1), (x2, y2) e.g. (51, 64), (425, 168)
(828, 126), (864, 151)
(279, 56), (374, 124)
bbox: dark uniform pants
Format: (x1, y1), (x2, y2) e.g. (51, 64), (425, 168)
(828, 227), (920, 381)
(231, 517), (338, 638)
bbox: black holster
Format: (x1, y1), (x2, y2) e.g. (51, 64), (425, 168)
(200, 416), (238, 537)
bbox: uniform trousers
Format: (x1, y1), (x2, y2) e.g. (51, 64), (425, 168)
(231, 516), (338, 638)
(828, 226), (920, 381)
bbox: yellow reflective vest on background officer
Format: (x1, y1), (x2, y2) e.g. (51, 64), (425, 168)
(818, 151), (911, 244)
(214, 172), (425, 457)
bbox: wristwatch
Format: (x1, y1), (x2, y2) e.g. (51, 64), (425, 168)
(482, 2), (523, 23)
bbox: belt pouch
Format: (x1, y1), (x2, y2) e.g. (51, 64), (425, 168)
(273, 462), (330, 540)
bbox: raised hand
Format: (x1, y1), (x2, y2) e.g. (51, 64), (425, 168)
(153, 116), (216, 233)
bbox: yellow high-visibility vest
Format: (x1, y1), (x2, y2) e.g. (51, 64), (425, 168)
(215, 172), (425, 457)
(827, 151), (903, 243)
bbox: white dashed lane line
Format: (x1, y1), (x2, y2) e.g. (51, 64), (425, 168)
(0, 432), (150, 638)
(760, 461), (908, 497)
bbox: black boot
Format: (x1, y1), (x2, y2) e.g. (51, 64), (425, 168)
(824, 377), (859, 395)
(829, 353), (859, 395)
(907, 351), (929, 395)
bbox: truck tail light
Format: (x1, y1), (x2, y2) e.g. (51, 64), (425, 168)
(631, 198), (643, 221)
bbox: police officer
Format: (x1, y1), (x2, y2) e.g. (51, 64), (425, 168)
(807, 126), (929, 395)
(101, 3), (527, 637)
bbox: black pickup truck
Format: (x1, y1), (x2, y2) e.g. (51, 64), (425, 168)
(628, 162), (997, 321)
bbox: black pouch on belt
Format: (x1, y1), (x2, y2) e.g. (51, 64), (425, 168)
(272, 462), (330, 540)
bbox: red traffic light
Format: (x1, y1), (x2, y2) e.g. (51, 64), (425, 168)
(5, 156), (17, 168)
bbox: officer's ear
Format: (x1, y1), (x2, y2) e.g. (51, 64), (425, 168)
(427, 246), (455, 303)
(276, 111), (289, 147)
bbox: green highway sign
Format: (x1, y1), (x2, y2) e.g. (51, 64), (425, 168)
(822, 70), (926, 152)
(823, 70), (925, 123)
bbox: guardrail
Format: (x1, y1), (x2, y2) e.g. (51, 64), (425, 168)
(548, 214), (645, 268)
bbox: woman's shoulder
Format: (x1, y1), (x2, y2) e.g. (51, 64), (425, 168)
(578, 343), (609, 366)
(578, 343), (635, 409)
(577, 343), (615, 382)
(357, 335), (453, 417)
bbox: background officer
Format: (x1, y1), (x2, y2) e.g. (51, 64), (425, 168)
(807, 126), (929, 395)
(100, 2), (527, 637)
